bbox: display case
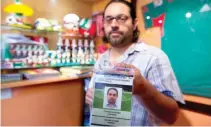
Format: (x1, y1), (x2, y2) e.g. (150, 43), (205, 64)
(1, 24), (96, 83)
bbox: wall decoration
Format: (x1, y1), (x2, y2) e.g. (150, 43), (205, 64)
(142, 0), (172, 37)
(92, 12), (104, 37)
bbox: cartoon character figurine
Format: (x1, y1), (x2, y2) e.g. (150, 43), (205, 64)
(89, 40), (96, 62)
(64, 38), (71, 62)
(84, 39), (90, 64)
(79, 18), (96, 37)
(77, 39), (85, 64)
(71, 39), (78, 63)
(4, 0), (33, 29)
(34, 18), (52, 31)
(63, 13), (80, 36)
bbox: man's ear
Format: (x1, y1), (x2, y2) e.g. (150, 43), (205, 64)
(133, 18), (139, 30)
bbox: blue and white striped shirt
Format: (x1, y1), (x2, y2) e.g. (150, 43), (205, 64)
(89, 42), (185, 126)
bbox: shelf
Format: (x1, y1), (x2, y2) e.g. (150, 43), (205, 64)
(1, 62), (95, 70)
(62, 34), (94, 40)
(1, 75), (91, 89)
(1, 24), (61, 34)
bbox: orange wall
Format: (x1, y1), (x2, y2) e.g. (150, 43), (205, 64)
(92, 0), (110, 13)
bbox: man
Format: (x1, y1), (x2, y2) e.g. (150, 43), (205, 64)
(105, 88), (119, 109)
(86, 0), (185, 125)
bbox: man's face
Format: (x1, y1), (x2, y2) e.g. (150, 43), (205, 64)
(103, 2), (134, 47)
(107, 89), (118, 104)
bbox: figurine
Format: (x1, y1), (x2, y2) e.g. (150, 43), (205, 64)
(89, 40), (95, 62)
(77, 39), (85, 64)
(34, 18), (52, 31)
(71, 39), (78, 63)
(64, 38), (71, 60)
(4, 0), (33, 29)
(63, 13), (80, 36)
(56, 35), (64, 54)
(15, 44), (21, 58)
(21, 44), (27, 57)
(84, 39), (90, 64)
(79, 18), (96, 37)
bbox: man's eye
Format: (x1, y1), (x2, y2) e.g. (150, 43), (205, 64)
(119, 16), (127, 21)
(106, 17), (113, 21)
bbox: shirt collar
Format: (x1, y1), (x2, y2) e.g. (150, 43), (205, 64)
(127, 42), (148, 55)
(104, 42), (148, 64)
(120, 42), (148, 62)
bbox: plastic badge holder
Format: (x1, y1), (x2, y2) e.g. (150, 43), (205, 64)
(90, 66), (134, 126)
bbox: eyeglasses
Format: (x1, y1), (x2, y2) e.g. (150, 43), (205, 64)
(104, 14), (131, 25)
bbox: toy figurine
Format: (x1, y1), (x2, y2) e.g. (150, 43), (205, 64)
(34, 18), (52, 31)
(89, 40), (96, 62)
(56, 36), (64, 54)
(27, 45), (33, 57)
(15, 44), (21, 57)
(63, 13), (80, 36)
(79, 18), (96, 37)
(4, 0), (34, 29)
(33, 45), (38, 56)
(77, 39), (85, 64)
(21, 44), (27, 57)
(9, 44), (16, 57)
(84, 39), (90, 64)
(38, 45), (44, 56)
(64, 38), (70, 52)
(71, 39), (78, 63)
(64, 38), (71, 61)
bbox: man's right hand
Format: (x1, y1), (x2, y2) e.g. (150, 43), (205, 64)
(85, 88), (94, 105)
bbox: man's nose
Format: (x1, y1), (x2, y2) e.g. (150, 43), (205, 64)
(111, 19), (119, 30)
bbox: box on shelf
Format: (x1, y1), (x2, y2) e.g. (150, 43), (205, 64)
(1, 73), (23, 83)
(19, 68), (60, 80)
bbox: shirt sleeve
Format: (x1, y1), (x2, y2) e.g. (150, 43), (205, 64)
(146, 52), (185, 104)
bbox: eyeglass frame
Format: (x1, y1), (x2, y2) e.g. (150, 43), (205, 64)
(103, 14), (132, 25)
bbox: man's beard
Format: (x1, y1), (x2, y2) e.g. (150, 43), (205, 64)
(105, 30), (133, 47)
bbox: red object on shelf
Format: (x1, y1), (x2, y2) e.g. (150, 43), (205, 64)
(26, 35), (48, 44)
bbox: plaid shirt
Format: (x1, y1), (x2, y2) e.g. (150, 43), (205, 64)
(89, 42), (185, 126)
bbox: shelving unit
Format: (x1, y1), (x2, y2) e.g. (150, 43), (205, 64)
(1, 23), (95, 83)
(1, 24), (61, 34)
(1, 62), (94, 70)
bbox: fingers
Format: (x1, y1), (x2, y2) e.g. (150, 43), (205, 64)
(114, 63), (136, 74)
(115, 63), (135, 69)
(85, 88), (94, 105)
(85, 96), (93, 105)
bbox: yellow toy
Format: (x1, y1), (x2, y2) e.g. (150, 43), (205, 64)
(4, 0), (34, 29)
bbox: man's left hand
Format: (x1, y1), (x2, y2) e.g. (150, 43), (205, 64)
(114, 63), (146, 94)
